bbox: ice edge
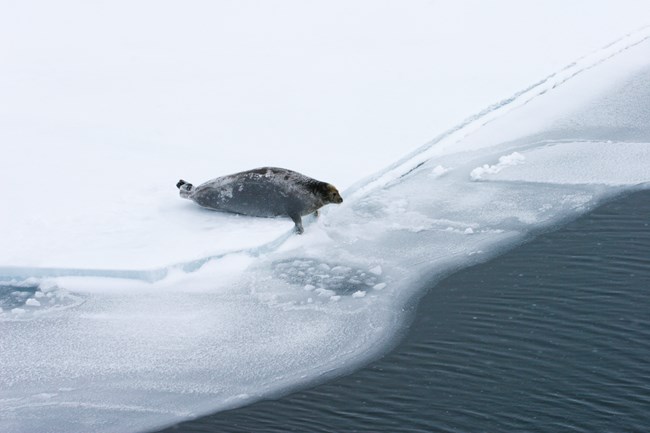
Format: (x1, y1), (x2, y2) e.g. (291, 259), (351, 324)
(2, 26), (649, 283)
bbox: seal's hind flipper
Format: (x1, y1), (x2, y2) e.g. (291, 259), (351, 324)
(176, 179), (190, 189)
(177, 179), (194, 199)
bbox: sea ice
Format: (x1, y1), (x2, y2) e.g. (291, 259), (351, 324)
(369, 266), (383, 276)
(470, 152), (526, 181)
(2, 10), (650, 433)
(477, 141), (650, 186)
(430, 165), (451, 177)
(316, 288), (336, 297)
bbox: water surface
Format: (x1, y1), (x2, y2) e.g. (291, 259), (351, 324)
(161, 189), (650, 432)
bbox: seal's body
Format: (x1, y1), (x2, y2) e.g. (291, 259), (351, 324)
(177, 167), (343, 234)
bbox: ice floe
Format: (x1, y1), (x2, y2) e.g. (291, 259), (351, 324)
(2, 14), (650, 433)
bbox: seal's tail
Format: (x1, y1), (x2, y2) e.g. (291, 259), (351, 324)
(176, 179), (194, 198)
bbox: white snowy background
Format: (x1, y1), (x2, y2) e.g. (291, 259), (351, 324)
(1, 1), (650, 432)
(2, 0), (649, 268)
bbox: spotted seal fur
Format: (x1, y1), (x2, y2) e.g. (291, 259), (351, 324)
(177, 167), (343, 234)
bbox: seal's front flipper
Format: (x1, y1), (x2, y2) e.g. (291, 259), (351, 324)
(290, 213), (304, 234)
(313, 210), (319, 218)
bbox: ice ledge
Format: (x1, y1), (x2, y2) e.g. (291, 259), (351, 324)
(474, 141), (650, 186)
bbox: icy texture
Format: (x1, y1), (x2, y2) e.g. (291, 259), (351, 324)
(476, 141), (650, 185)
(470, 152), (525, 180)
(2, 1), (650, 270)
(2, 11), (650, 433)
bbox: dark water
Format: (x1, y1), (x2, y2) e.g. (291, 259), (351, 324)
(160, 189), (650, 433)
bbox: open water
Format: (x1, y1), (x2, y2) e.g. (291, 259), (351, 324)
(160, 189), (650, 433)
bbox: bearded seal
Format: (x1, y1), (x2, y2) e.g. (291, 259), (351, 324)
(177, 167), (343, 234)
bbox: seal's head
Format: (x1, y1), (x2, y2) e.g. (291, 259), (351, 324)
(318, 183), (343, 205)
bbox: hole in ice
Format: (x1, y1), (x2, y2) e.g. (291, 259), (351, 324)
(272, 259), (384, 296)
(0, 284), (39, 311)
(0, 281), (83, 320)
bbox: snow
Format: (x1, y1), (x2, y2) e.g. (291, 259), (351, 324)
(470, 152), (526, 181)
(477, 142), (650, 185)
(2, 1), (650, 270)
(24, 299), (40, 307)
(315, 288), (336, 297)
(2, 2), (650, 433)
(369, 266), (383, 276)
(431, 165), (451, 178)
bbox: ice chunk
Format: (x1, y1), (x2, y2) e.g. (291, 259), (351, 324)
(477, 142), (650, 186)
(430, 165), (451, 177)
(470, 152), (525, 181)
(369, 266), (383, 276)
(352, 291), (366, 298)
(331, 266), (351, 274)
(315, 288), (336, 297)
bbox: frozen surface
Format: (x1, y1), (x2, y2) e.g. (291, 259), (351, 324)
(2, 1), (650, 270)
(2, 4), (650, 433)
(477, 141), (650, 185)
(470, 152), (526, 181)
